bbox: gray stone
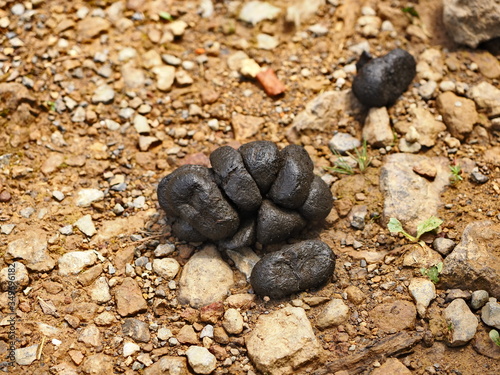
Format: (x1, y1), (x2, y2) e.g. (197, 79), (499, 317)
(15, 344), (38, 365)
(122, 65), (145, 88)
(471, 170), (489, 184)
(76, 188), (104, 207)
(74, 215), (96, 237)
(380, 154), (449, 234)
(7, 231), (56, 272)
(444, 298), (478, 347)
(152, 258), (180, 280)
(348, 205), (368, 230)
(316, 299), (350, 329)
(199, 325), (213, 339)
(78, 324), (101, 347)
(222, 308), (244, 335)
(58, 250), (97, 276)
(71, 106), (86, 122)
(91, 84), (115, 103)
(239, 1), (281, 25)
(162, 54), (182, 66)
(185, 346), (216, 375)
(122, 318), (151, 343)
(1, 224), (15, 235)
(408, 278), (436, 318)
(246, 306), (321, 375)
(177, 245), (234, 308)
(443, 0), (500, 48)
(19, 207), (34, 218)
(328, 132), (361, 155)
(154, 243), (175, 257)
(481, 301), (500, 329)
(433, 237), (455, 256)
(441, 221), (500, 299)
(471, 290), (489, 310)
(362, 106), (393, 148)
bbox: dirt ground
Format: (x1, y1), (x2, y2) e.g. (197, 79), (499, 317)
(1, 0), (500, 374)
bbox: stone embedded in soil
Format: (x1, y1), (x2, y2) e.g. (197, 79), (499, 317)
(152, 258), (180, 280)
(76, 188), (104, 207)
(89, 276), (112, 304)
(185, 346), (217, 375)
(7, 231), (55, 272)
(444, 298), (478, 347)
(58, 250), (97, 276)
(82, 353), (114, 374)
(441, 221), (500, 299)
(91, 83), (115, 104)
(408, 278), (436, 318)
(239, 1), (281, 26)
(0, 261), (29, 291)
(471, 290), (489, 310)
(246, 306), (321, 375)
(443, 0), (500, 48)
(472, 324), (500, 360)
(433, 237), (455, 256)
(402, 244), (443, 269)
(143, 356), (189, 375)
(380, 154), (449, 234)
(371, 358), (412, 375)
(78, 324), (101, 347)
(15, 344), (38, 366)
(153, 65), (176, 91)
(177, 325), (199, 344)
(369, 300), (417, 334)
(469, 81), (500, 118)
(256, 199), (306, 245)
(122, 318), (151, 343)
(436, 91), (478, 140)
(77, 16), (111, 41)
(226, 247), (260, 280)
(316, 299), (350, 329)
(352, 48), (416, 108)
(210, 146), (262, 212)
(328, 132), (361, 155)
(177, 245), (234, 308)
(250, 240), (336, 299)
(363, 106), (393, 148)
(481, 301), (500, 329)
(74, 214), (96, 237)
(114, 277), (148, 317)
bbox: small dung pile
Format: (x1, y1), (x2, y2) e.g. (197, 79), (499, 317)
(157, 141), (336, 298)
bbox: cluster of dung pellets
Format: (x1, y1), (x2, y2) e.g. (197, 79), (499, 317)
(157, 141), (337, 299)
(157, 141), (333, 247)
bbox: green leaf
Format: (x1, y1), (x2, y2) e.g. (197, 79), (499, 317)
(490, 329), (500, 346)
(402, 6), (419, 18)
(416, 216), (443, 240)
(387, 218), (404, 234)
(159, 11), (173, 21)
(436, 262), (443, 273)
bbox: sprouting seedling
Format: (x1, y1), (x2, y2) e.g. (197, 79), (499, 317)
(449, 164), (463, 185)
(326, 140), (372, 175)
(387, 216), (443, 246)
(420, 262), (443, 283)
(490, 329), (500, 347)
(159, 11), (174, 21)
(402, 6), (419, 18)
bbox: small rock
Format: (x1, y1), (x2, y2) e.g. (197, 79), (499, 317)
(239, 1), (281, 25)
(231, 113), (264, 141)
(133, 114), (150, 134)
(138, 136), (161, 151)
(418, 80), (437, 99)
(471, 290), (489, 310)
(409, 278), (436, 317)
(348, 205), (368, 230)
(222, 308), (244, 335)
(0, 261), (29, 291)
(308, 23), (329, 36)
(175, 69), (193, 86)
(115, 277), (148, 317)
(92, 84), (115, 103)
(433, 237), (455, 256)
(78, 324), (101, 347)
(122, 318), (151, 343)
(162, 54), (182, 66)
(77, 17), (111, 41)
(436, 91), (478, 140)
(7, 231), (55, 272)
(226, 247), (260, 281)
(185, 346), (217, 375)
(168, 20), (188, 37)
(345, 285), (365, 305)
(481, 301), (500, 329)
(469, 81), (500, 118)
(177, 325), (198, 344)
(470, 170), (489, 184)
(362, 106), (393, 148)
(76, 188), (104, 207)
(412, 160), (437, 180)
(370, 300), (417, 333)
(444, 298), (478, 346)
(316, 299), (350, 329)
(89, 277), (112, 304)
(257, 33), (279, 50)
(153, 65), (176, 91)
(74, 215), (96, 237)
(152, 258), (180, 280)
(15, 344), (38, 366)
(328, 133), (361, 155)
(154, 243), (176, 257)
(123, 341), (141, 357)
(58, 250), (97, 276)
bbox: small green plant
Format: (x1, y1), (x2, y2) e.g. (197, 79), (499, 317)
(159, 11), (173, 21)
(402, 6), (419, 18)
(387, 216), (443, 245)
(327, 140), (372, 175)
(449, 164), (463, 185)
(489, 329), (500, 347)
(43, 100), (57, 112)
(420, 262), (443, 283)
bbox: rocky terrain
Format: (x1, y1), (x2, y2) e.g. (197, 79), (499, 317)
(1, 0), (500, 374)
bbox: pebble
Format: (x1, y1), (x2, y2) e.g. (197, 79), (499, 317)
(471, 290), (489, 310)
(418, 80), (437, 99)
(123, 341), (141, 357)
(199, 325), (214, 339)
(222, 308), (244, 334)
(11, 3), (25, 15)
(157, 327), (173, 341)
(168, 20), (188, 37)
(153, 65), (176, 91)
(15, 344), (38, 366)
(444, 298), (478, 346)
(308, 23), (329, 36)
(92, 84), (115, 103)
(328, 132), (361, 155)
(89, 276), (112, 303)
(78, 324), (101, 347)
(257, 33), (279, 50)
(152, 258), (180, 280)
(481, 301), (500, 329)
(239, 1), (281, 25)
(363, 106), (393, 148)
(76, 188), (104, 207)
(74, 215), (96, 237)
(409, 278), (436, 317)
(58, 250), (97, 276)
(0, 261), (29, 291)
(1, 224), (15, 235)
(175, 69), (194, 85)
(439, 80), (455, 92)
(185, 346), (217, 375)
(162, 54), (181, 66)
(52, 190), (65, 201)
(7, 232), (55, 272)
(433, 237), (455, 256)
(470, 170), (489, 184)
(20, 207), (35, 218)
(316, 299), (350, 329)
(133, 114), (150, 134)
(182, 61), (196, 70)
(115, 278), (148, 317)
(122, 318), (151, 343)
(59, 225), (73, 235)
